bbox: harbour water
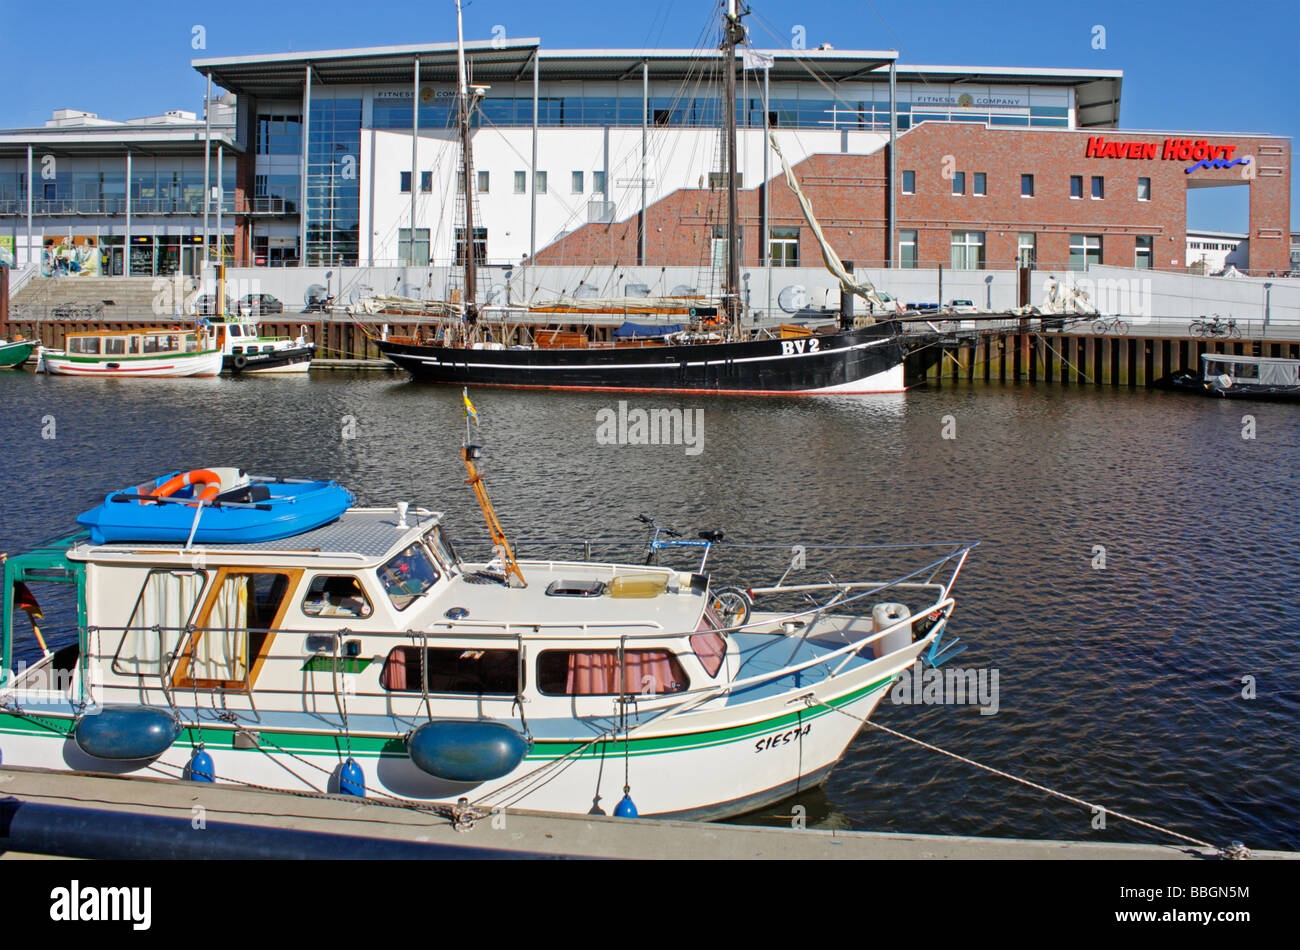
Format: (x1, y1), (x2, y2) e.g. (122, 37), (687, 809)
(1, 370), (1296, 850)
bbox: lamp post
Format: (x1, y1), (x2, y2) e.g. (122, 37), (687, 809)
(1263, 281), (1272, 335)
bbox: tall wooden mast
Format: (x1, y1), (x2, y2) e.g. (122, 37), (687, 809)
(456, 0), (477, 320)
(721, 1), (746, 331)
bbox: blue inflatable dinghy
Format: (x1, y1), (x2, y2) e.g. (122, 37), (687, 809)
(78, 468), (355, 545)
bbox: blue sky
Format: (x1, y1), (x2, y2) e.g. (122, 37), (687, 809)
(2, 0), (1294, 230)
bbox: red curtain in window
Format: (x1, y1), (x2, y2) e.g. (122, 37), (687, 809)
(564, 650), (682, 695)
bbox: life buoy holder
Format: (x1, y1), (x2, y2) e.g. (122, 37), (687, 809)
(153, 469), (222, 505)
(232, 355), (248, 370)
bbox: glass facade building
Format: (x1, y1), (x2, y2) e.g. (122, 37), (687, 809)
(304, 98), (361, 266)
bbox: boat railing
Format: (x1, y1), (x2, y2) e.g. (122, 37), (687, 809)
(64, 587), (950, 735)
(64, 545), (971, 723)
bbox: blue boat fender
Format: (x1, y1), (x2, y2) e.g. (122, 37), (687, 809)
(73, 706), (181, 760)
(406, 720), (530, 783)
(614, 789), (639, 818)
(186, 747), (215, 782)
(338, 757), (366, 797)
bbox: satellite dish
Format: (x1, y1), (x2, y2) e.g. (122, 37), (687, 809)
(669, 284), (697, 297)
(486, 283), (508, 307)
(304, 284), (328, 305)
(624, 283), (651, 298)
(573, 283), (600, 299)
(777, 285), (808, 313)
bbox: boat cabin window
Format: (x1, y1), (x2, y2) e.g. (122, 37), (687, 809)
(229, 325), (243, 338)
(378, 543), (441, 610)
(301, 575), (373, 618)
(112, 569), (207, 677)
(143, 335), (161, 353)
(536, 649), (689, 696)
(174, 569), (297, 689)
(128, 336), (141, 354)
(423, 525), (459, 571)
(69, 337), (100, 355)
(104, 337), (126, 355)
(690, 605), (727, 677)
(380, 646), (519, 694)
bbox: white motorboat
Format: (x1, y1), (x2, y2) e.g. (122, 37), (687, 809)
(0, 398), (974, 820)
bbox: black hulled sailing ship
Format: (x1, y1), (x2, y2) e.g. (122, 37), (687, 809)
(375, 1), (908, 395)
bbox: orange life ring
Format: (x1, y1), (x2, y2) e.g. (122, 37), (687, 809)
(154, 469), (222, 505)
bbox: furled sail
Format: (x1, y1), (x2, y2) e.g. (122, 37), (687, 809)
(769, 133), (894, 322)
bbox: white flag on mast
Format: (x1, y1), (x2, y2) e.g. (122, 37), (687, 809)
(741, 49), (774, 70)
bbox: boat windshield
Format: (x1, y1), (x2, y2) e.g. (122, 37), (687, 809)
(378, 542), (441, 610)
(423, 525), (459, 572)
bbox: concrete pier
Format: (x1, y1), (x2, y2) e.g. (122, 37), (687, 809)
(0, 767), (1293, 860)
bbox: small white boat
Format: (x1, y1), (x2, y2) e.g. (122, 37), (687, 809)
(206, 314), (314, 375)
(37, 327), (222, 378)
(0, 400), (975, 820)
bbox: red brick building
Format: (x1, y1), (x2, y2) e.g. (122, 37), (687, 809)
(535, 122), (1292, 275)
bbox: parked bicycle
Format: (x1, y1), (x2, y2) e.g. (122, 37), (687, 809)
(1090, 315), (1129, 335)
(636, 514), (751, 626)
(1189, 315), (1241, 339)
(49, 302), (104, 321)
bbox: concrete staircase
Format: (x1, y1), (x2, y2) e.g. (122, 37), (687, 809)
(11, 276), (201, 321)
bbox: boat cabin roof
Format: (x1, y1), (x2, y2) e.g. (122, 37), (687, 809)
(1201, 353), (1300, 385)
(1201, 354), (1298, 368)
(66, 507), (443, 569)
(65, 327), (200, 337)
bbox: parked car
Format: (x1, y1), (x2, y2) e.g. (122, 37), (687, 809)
(194, 294), (221, 316)
(238, 293), (283, 316)
(946, 299), (977, 314)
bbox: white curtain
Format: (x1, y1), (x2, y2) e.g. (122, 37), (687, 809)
(193, 576), (249, 682)
(118, 572), (204, 676)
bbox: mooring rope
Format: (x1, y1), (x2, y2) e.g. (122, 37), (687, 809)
(804, 696), (1228, 854)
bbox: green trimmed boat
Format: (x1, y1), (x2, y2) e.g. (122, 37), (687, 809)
(0, 338), (35, 369)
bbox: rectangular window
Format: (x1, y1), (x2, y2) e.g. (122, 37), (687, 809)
(513, 170), (526, 193)
(1070, 234), (1103, 269)
(707, 172), (744, 188)
(902, 169), (916, 194)
(950, 231), (986, 270)
(399, 171), (411, 194)
(536, 649), (689, 695)
(179, 570), (296, 688)
(1091, 176), (1104, 199)
(899, 229), (918, 268)
(769, 227), (799, 267)
(973, 172), (987, 196)
(951, 171), (965, 196)
(1017, 233), (1037, 267)
(534, 171), (547, 194)
(1137, 177), (1151, 201)
(1021, 174), (1035, 197)
(301, 575), (372, 618)
(1135, 236), (1153, 269)
(1070, 175), (1083, 199)
(455, 226), (488, 267)
(420, 171), (433, 193)
(397, 228), (430, 266)
(380, 646), (519, 694)
(571, 171), (584, 193)
(592, 170), (606, 194)
(113, 569), (205, 677)
(478, 170), (490, 193)
(378, 542), (440, 611)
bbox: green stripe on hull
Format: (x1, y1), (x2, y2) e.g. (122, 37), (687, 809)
(0, 674), (894, 763)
